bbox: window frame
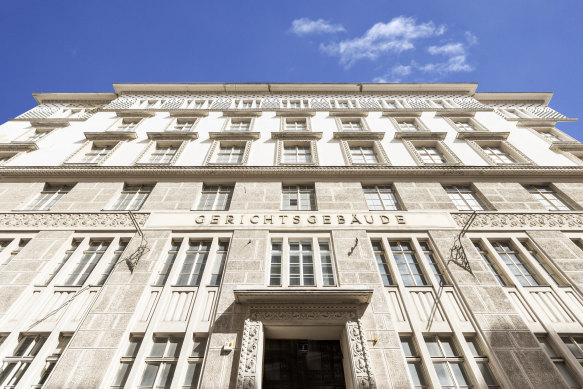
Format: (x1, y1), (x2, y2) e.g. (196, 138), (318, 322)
(109, 183), (154, 211)
(525, 185), (572, 211)
(402, 139), (462, 166)
(341, 140), (390, 166)
(444, 185), (486, 211)
(24, 183), (74, 211)
(196, 185), (234, 211)
(362, 184), (401, 211)
(205, 140), (252, 166)
(64, 140), (122, 166)
(281, 184), (316, 211)
(466, 139), (533, 166)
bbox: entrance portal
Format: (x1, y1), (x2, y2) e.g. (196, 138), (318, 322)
(263, 339), (346, 389)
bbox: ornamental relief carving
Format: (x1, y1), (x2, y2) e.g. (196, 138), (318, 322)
(452, 212), (583, 229)
(237, 319), (262, 389)
(346, 319), (376, 389)
(0, 213), (149, 229)
(250, 304), (357, 322)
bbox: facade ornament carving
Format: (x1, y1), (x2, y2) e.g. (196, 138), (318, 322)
(236, 318), (262, 389)
(261, 98), (280, 109)
(452, 212), (583, 230)
(405, 97), (430, 109)
(249, 304), (357, 322)
(0, 213), (149, 229)
(160, 98), (185, 109)
(452, 96), (486, 109)
(346, 319), (376, 389)
(210, 98), (232, 109)
(310, 98), (330, 109)
(358, 99), (380, 109)
(103, 96), (137, 110)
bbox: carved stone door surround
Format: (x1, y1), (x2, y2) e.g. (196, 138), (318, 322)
(236, 304), (376, 389)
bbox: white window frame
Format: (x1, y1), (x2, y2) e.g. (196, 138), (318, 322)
(442, 116), (489, 133)
(335, 117), (370, 132)
(281, 185), (316, 211)
(362, 184), (401, 211)
(525, 185), (572, 211)
(135, 141), (185, 166)
(24, 184), (73, 211)
(64, 141), (122, 166)
(220, 117), (255, 132)
(389, 117), (431, 132)
(444, 185), (485, 211)
(341, 140), (390, 166)
(402, 139), (461, 166)
(110, 184), (153, 211)
(196, 185), (234, 211)
(466, 140), (533, 165)
(205, 141), (251, 166)
(282, 117), (310, 132)
(165, 118), (199, 132)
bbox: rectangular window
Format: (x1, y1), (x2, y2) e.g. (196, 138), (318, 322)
(33, 334), (72, 389)
(473, 241), (506, 286)
(417, 146), (446, 164)
(341, 120), (363, 131)
(372, 241), (394, 286)
(155, 240), (181, 286)
(425, 336), (472, 389)
(454, 121), (477, 132)
(148, 145), (178, 164)
(561, 336), (583, 364)
(526, 186), (571, 211)
(26, 184), (73, 211)
(229, 119), (251, 132)
(400, 336), (427, 389)
(269, 241), (282, 286)
(540, 131), (561, 142)
(172, 120), (196, 132)
(197, 185), (233, 211)
(0, 334), (47, 388)
(1, 239), (30, 269)
(465, 337), (499, 388)
(97, 240), (128, 285)
(444, 186), (484, 211)
(183, 335), (208, 389)
(176, 241), (210, 286)
(43, 240), (81, 286)
(209, 241), (229, 286)
(350, 146), (379, 164)
(283, 145), (311, 163)
(111, 335), (143, 389)
(398, 121), (420, 131)
(216, 145), (244, 163)
(64, 240), (111, 286)
(538, 336), (579, 389)
(420, 241), (447, 286)
(27, 130), (49, 142)
(80, 144), (113, 164)
(363, 185), (400, 211)
(491, 241), (539, 287)
(289, 240), (314, 286)
(117, 119), (140, 131)
(319, 241), (336, 286)
(285, 118), (307, 131)
(112, 184), (153, 211)
(282, 185), (316, 211)
(139, 336), (182, 389)
(390, 241), (427, 286)
(482, 146), (515, 164)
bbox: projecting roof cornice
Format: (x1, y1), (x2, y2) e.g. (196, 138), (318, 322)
(33, 93), (117, 104)
(2, 165), (583, 180)
(474, 92), (553, 105)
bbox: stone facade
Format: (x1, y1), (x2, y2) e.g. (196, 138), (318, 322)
(0, 83), (581, 389)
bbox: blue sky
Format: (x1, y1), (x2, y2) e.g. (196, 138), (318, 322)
(1, 0), (581, 139)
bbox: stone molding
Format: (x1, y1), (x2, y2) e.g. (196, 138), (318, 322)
(346, 319), (376, 389)
(271, 132), (322, 140)
(0, 212), (149, 229)
(452, 212), (583, 230)
(275, 139), (320, 166)
(236, 319), (262, 389)
(402, 138), (462, 166)
(249, 304), (358, 322)
(465, 139), (533, 166)
(339, 139), (391, 166)
(455, 131), (508, 140)
(83, 131), (137, 141)
(394, 131), (447, 140)
(333, 132), (384, 140)
(146, 131), (199, 141)
(0, 142), (39, 152)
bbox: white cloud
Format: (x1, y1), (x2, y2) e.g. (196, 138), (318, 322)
(418, 55), (473, 74)
(290, 18), (345, 36)
(320, 16), (446, 67)
(373, 64), (413, 83)
(465, 31), (478, 46)
(427, 42), (465, 56)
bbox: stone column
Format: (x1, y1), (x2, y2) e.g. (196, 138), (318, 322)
(429, 230), (568, 388)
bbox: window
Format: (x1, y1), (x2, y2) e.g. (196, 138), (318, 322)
(561, 336), (583, 365)
(117, 118), (141, 132)
(526, 186), (571, 211)
(491, 241), (539, 286)
(363, 185), (400, 211)
(33, 334), (72, 389)
(289, 240), (314, 286)
(350, 146), (379, 164)
(465, 337), (499, 388)
(341, 119), (363, 131)
(1, 239), (30, 269)
(229, 119), (251, 132)
(372, 241), (394, 286)
(390, 241), (427, 286)
(148, 145), (178, 164)
(425, 336), (472, 389)
(183, 336), (207, 389)
(80, 144), (113, 164)
(283, 144), (312, 164)
(269, 241), (282, 286)
(97, 240), (129, 285)
(176, 241), (210, 286)
(421, 241), (447, 286)
(319, 241), (336, 286)
(538, 336), (579, 389)
(26, 130), (50, 142)
(209, 241), (228, 286)
(139, 336), (182, 389)
(26, 184), (73, 211)
(281, 185), (315, 211)
(215, 144), (244, 163)
(395, 119), (422, 132)
(473, 241), (506, 286)
(284, 118), (307, 131)
(444, 186), (484, 211)
(154, 240), (181, 286)
(540, 131), (561, 142)
(481, 146), (515, 164)
(401, 337), (427, 389)
(43, 240), (81, 285)
(171, 119), (196, 132)
(197, 185), (233, 211)
(111, 335), (143, 389)
(522, 241), (563, 286)
(454, 121), (477, 131)
(112, 184), (153, 211)
(0, 334), (47, 387)
(416, 146), (447, 164)
(63, 240), (111, 286)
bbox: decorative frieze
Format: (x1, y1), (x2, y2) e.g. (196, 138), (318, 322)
(0, 213), (149, 230)
(236, 319), (262, 389)
(452, 212), (583, 230)
(249, 305), (357, 322)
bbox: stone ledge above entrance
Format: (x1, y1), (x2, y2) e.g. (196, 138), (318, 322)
(233, 288), (373, 304)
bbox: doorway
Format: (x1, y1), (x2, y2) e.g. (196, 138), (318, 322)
(263, 339), (346, 389)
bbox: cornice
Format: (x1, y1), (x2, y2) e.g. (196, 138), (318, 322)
(0, 142), (39, 152)
(115, 110), (155, 118)
(271, 131), (323, 140)
(275, 111), (316, 117)
(29, 120), (71, 128)
(382, 110), (423, 117)
(328, 111), (369, 117)
(510, 117), (578, 124)
(550, 142), (583, 152)
(169, 111), (209, 118)
(2, 165), (583, 180)
(222, 110), (262, 117)
(455, 131), (509, 140)
(208, 131), (260, 140)
(84, 131), (137, 141)
(146, 131), (199, 141)
(394, 131), (447, 140)
(333, 131), (384, 140)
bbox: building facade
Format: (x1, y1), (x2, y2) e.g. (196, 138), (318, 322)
(0, 83), (582, 388)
